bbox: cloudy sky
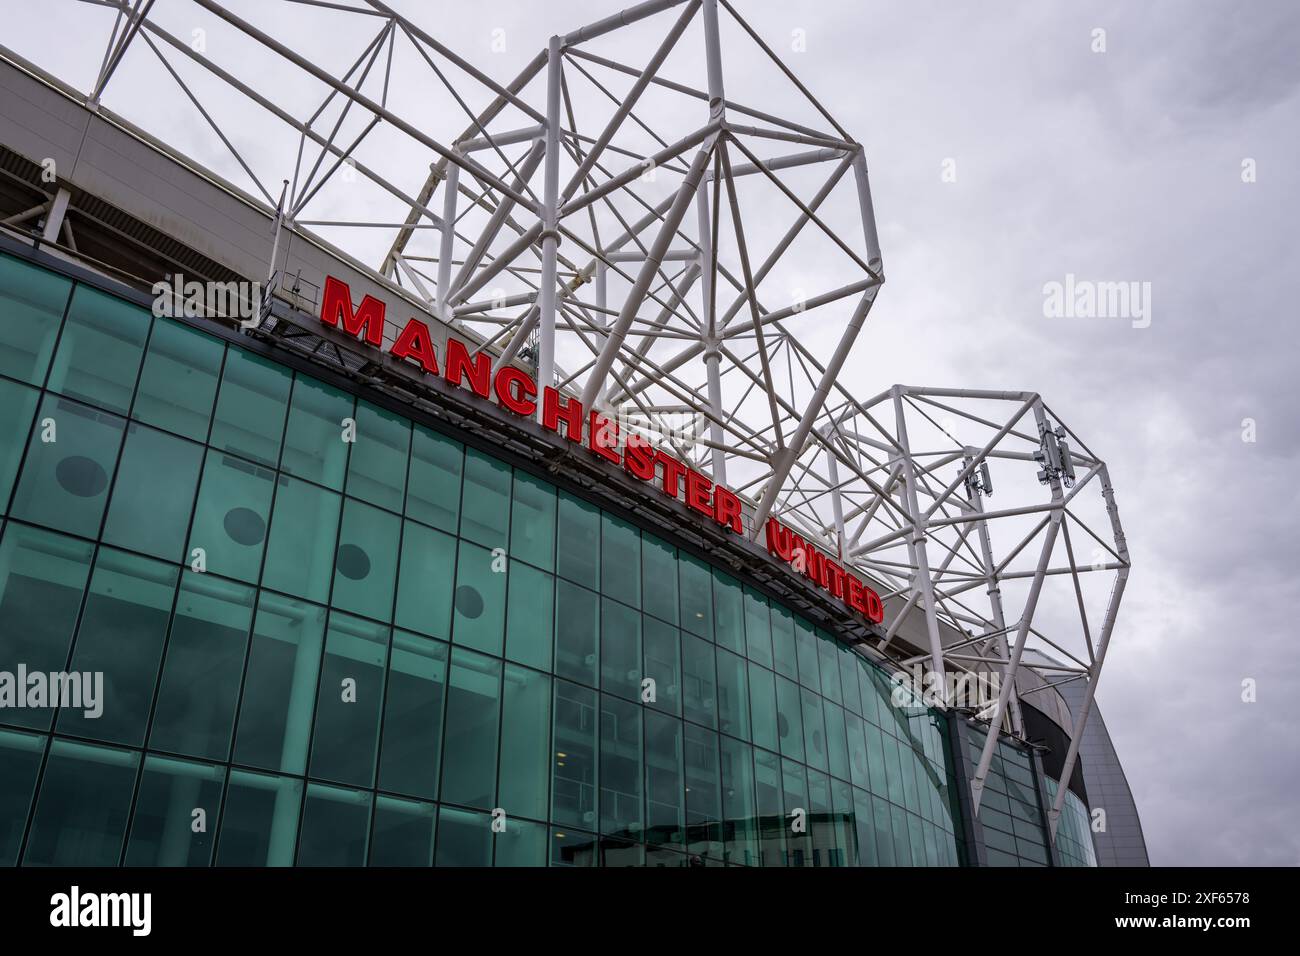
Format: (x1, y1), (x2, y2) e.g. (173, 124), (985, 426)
(8, 0), (1298, 865)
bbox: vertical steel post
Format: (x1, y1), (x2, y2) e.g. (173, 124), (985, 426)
(966, 451), (1023, 734)
(893, 385), (948, 702)
(537, 34), (563, 415)
(437, 160), (459, 320)
(1048, 465), (1130, 839)
(970, 402), (1063, 813)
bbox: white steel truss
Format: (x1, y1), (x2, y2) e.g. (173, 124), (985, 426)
(11, 0), (1130, 841)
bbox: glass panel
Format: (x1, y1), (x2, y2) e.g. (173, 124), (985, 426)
(0, 729), (44, 866)
(460, 447), (510, 547)
(600, 837), (643, 866)
(806, 769), (835, 866)
(554, 579), (598, 686)
(770, 605), (797, 680)
(494, 817), (547, 866)
(846, 713), (870, 791)
(641, 533), (676, 625)
(232, 593), (327, 775)
(555, 491), (599, 588)
(149, 575), (255, 761)
(405, 424), (462, 532)
(378, 630), (447, 800)
(774, 676), (805, 762)
(825, 700), (851, 783)
(132, 319), (223, 441)
(307, 612), (388, 788)
(297, 783), (370, 866)
(499, 664), (551, 822)
(369, 795), (436, 866)
(208, 349), (291, 468)
(859, 658), (884, 726)
(0, 252), (70, 385)
(642, 615), (681, 717)
(890, 803), (913, 865)
(882, 733), (908, 806)
(793, 617), (820, 693)
(550, 827), (597, 867)
(187, 448), (274, 583)
(742, 586), (772, 668)
(754, 748), (785, 867)
(600, 597), (641, 701)
(215, 770), (301, 866)
(747, 662), (779, 754)
(10, 393), (125, 538)
(644, 710), (683, 849)
(58, 549), (177, 746)
(720, 736), (758, 866)
(452, 539), (506, 656)
(853, 787), (878, 866)
(280, 375), (354, 489)
(102, 423), (203, 561)
(599, 694), (642, 840)
(435, 806), (491, 866)
(645, 846), (689, 867)
(45, 284), (149, 414)
(600, 512), (640, 607)
(817, 631), (843, 704)
(552, 679), (597, 830)
(830, 778), (857, 866)
(782, 758), (810, 867)
(259, 476), (339, 603)
(684, 723), (722, 859)
(0, 524), (94, 731)
(837, 644), (862, 716)
(125, 755), (224, 866)
(715, 646), (750, 741)
(801, 685), (829, 772)
(678, 553), (712, 640)
(344, 400), (409, 512)
(23, 740), (139, 866)
(865, 723), (889, 798)
(871, 793), (896, 865)
(330, 497), (399, 622)
(509, 470), (555, 570)
(394, 519), (455, 639)
(681, 631), (717, 730)
(440, 647), (501, 809)
(505, 561), (553, 671)
(712, 568), (744, 653)
(0, 378), (40, 509)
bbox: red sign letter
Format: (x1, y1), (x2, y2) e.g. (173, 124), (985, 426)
(390, 318), (439, 375)
(320, 275), (385, 346)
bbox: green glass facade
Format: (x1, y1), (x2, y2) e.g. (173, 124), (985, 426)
(0, 251), (965, 867)
(1043, 778), (1098, 868)
(963, 724), (1053, 867)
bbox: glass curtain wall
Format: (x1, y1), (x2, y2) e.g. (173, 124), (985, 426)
(0, 252), (964, 867)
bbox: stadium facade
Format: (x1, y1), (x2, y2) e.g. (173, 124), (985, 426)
(0, 0), (1145, 867)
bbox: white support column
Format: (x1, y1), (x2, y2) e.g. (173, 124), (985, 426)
(966, 451), (1023, 735)
(436, 160), (459, 320)
(537, 34), (563, 415)
(822, 427), (848, 558)
(1048, 464), (1130, 839)
(892, 386), (948, 702)
(970, 402), (1063, 814)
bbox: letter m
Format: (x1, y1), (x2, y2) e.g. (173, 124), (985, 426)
(321, 275), (385, 346)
